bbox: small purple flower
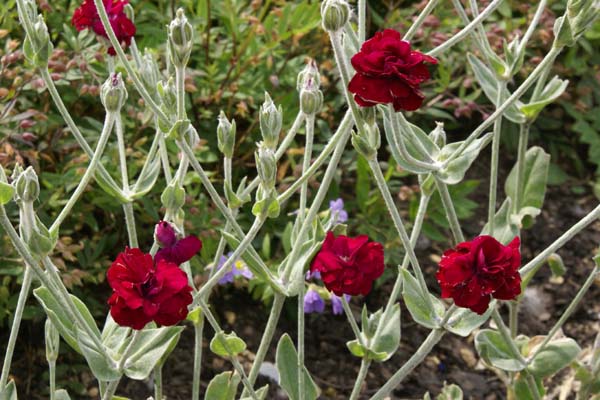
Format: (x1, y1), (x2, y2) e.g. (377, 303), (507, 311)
(305, 269), (321, 281)
(330, 293), (350, 315)
(329, 198), (348, 224)
(304, 289), (325, 314)
(216, 252), (253, 285)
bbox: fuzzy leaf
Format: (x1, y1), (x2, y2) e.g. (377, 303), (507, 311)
(276, 333), (320, 400)
(210, 332), (247, 357)
(475, 329), (526, 372)
(204, 371), (240, 400)
(123, 326), (183, 379)
(528, 337), (581, 378)
(401, 269), (445, 329)
(481, 198), (519, 245)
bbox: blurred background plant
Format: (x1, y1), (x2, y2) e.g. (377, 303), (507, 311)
(0, 0), (598, 394)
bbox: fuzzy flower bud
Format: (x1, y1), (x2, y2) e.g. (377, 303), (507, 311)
(217, 111), (236, 158)
(321, 0), (350, 32)
(255, 143), (277, 188)
(23, 15), (53, 67)
(101, 73), (128, 112)
(161, 180), (185, 211)
(351, 123), (380, 160)
(15, 166), (39, 202)
(157, 78), (177, 113)
(299, 78), (323, 115)
(154, 220), (177, 248)
(45, 318), (60, 363)
(296, 59), (321, 92)
(139, 52), (161, 99)
(259, 93), (282, 149)
(168, 9), (194, 68)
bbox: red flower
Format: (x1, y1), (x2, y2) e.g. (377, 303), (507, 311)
(107, 247), (192, 330)
(348, 29), (437, 112)
(310, 232), (385, 296)
(154, 221), (202, 266)
(72, 0), (136, 55)
(436, 236), (522, 315)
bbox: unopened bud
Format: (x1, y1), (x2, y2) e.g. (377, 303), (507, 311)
(321, 0), (350, 32)
(553, 16), (575, 48)
(547, 253), (566, 278)
(139, 52), (161, 99)
(296, 59), (321, 92)
(23, 16), (53, 67)
(161, 181), (185, 211)
(429, 122), (446, 148)
(259, 93), (282, 149)
(299, 78), (323, 115)
(154, 220), (177, 247)
(351, 123), (380, 160)
(15, 166), (39, 202)
(255, 143), (277, 188)
(217, 111), (236, 158)
(45, 318), (60, 363)
(26, 217), (56, 257)
(101, 73), (128, 112)
(157, 78), (177, 113)
(168, 9), (194, 67)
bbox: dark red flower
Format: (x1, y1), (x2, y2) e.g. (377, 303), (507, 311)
(436, 236), (522, 315)
(72, 0), (136, 55)
(107, 247), (192, 329)
(310, 232), (385, 296)
(154, 221), (202, 266)
(348, 29), (437, 112)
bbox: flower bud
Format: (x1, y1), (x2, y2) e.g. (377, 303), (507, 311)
(15, 166), (39, 202)
(259, 93), (282, 149)
(157, 78), (177, 113)
(154, 220), (177, 247)
(168, 9), (194, 68)
(547, 253), (566, 278)
(139, 52), (161, 99)
(101, 73), (128, 112)
(299, 78), (323, 115)
(217, 111), (236, 158)
(553, 16), (575, 48)
(23, 16), (53, 67)
(255, 143), (277, 188)
(161, 181), (185, 211)
(429, 122), (446, 148)
(45, 318), (60, 363)
(296, 59), (320, 92)
(321, 0), (350, 32)
(351, 123), (380, 160)
(570, 1), (600, 38)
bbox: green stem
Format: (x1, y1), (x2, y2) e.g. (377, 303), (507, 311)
(277, 112), (353, 205)
(114, 115), (129, 191)
(191, 316), (204, 400)
(349, 358), (370, 400)
(443, 47), (562, 167)
(297, 284), (305, 400)
(370, 329), (445, 400)
(509, 302), (518, 338)
(404, 0), (441, 42)
(298, 115), (315, 224)
(529, 265), (599, 361)
(488, 81), (507, 236)
(198, 300), (259, 400)
(367, 158), (432, 310)
(518, 0), (548, 55)
(341, 296), (366, 349)
(154, 366), (163, 400)
(92, 0), (170, 125)
(434, 177), (466, 243)
(38, 67), (123, 197)
(49, 113), (116, 235)
(358, 0), (366, 42)
(243, 293), (285, 393)
(49, 360), (56, 400)
(427, 0), (505, 57)
(514, 123), (530, 215)
(122, 202), (138, 248)
(520, 204), (600, 276)
(0, 266), (33, 391)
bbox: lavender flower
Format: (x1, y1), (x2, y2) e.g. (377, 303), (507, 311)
(216, 252), (253, 285)
(329, 198), (348, 224)
(330, 293), (350, 315)
(304, 289), (325, 313)
(305, 269), (321, 280)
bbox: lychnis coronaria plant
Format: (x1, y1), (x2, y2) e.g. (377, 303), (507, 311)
(1, 0), (599, 399)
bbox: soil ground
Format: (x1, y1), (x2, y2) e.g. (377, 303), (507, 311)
(3, 155), (600, 400)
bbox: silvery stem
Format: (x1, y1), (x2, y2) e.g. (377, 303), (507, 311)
(487, 81), (507, 236)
